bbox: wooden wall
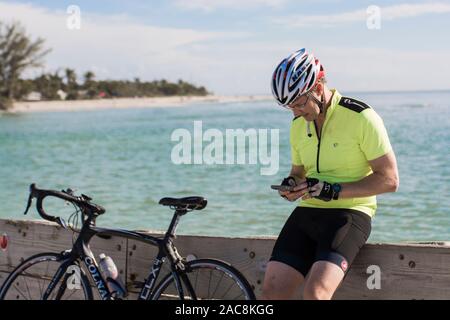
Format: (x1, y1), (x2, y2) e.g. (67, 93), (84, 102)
(1, 219), (449, 299)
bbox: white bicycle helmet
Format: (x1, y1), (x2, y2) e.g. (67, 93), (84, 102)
(271, 48), (325, 106)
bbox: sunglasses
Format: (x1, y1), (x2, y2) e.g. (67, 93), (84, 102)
(285, 94), (310, 110)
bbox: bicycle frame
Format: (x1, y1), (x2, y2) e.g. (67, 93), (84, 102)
(42, 208), (190, 300)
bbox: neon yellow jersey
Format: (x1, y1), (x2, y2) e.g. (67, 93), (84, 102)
(290, 89), (392, 217)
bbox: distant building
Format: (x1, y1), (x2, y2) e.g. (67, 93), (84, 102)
(24, 91), (42, 101)
(78, 90), (88, 99)
(57, 90), (67, 100)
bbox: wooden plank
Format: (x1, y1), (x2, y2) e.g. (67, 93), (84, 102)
(334, 243), (450, 299)
(1, 219), (450, 300)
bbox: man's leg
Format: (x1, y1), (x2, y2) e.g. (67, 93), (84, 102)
(303, 260), (345, 300)
(262, 207), (316, 300)
(261, 261), (305, 300)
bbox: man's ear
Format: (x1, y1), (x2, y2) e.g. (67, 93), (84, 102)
(314, 82), (323, 95)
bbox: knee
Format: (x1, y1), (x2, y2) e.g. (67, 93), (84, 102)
(303, 285), (333, 300)
(260, 261), (304, 300)
(260, 280), (282, 300)
(261, 278), (293, 300)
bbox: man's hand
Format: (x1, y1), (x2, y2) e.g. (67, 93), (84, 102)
(279, 177), (310, 202)
(301, 178), (339, 201)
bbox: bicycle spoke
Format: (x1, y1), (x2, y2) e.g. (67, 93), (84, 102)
(220, 279), (237, 300)
(12, 281), (29, 300)
(194, 269), (199, 293)
(64, 285), (78, 300)
(207, 269), (213, 298)
(231, 292), (245, 300)
(37, 276), (44, 298)
(210, 271), (225, 298)
(23, 275), (33, 299)
(41, 260), (50, 296)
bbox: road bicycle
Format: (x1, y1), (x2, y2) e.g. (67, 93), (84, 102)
(0, 184), (255, 300)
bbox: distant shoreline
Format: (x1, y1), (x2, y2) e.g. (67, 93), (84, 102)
(6, 95), (273, 113)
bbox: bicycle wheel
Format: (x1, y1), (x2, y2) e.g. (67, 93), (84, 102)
(152, 258), (255, 300)
(0, 252), (92, 300)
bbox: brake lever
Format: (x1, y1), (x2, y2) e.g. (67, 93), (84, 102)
(81, 194), (92, 202)
(24, 193), (33, 215)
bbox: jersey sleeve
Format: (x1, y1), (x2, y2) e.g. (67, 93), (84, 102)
(359, 109), (393, 161)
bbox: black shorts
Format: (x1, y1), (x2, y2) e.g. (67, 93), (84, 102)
(269, 207), (371, 277)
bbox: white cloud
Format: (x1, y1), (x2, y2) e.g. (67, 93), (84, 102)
(179, 43), (450, 94)
(273, 2), (450, 27)
(173, 0), (286, 12)
(313, 46), (450, 92)
(0, 1), (448, 95)
(0, 1), (248, 84)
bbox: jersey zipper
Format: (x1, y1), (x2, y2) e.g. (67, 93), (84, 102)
(313, 121), (322, 173)
(314, 112), (333, 174)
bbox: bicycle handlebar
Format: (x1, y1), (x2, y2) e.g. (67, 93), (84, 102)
(24, 183), (105, 227)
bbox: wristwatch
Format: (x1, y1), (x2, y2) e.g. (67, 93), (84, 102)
(332, 183), (342, 200)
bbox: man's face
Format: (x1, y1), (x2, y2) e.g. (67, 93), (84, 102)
(288, 92), (320, 121)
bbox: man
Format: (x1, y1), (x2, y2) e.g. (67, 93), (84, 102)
(261, 48), (399, 300)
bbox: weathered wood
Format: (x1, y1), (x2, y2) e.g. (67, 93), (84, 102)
(0, 219), (127, 300)
(1, 219), (449, 300)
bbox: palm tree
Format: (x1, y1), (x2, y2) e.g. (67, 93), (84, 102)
(0, 21), (50, 109)
(64, 68), (78, 100)
(83, 71), (97, 98)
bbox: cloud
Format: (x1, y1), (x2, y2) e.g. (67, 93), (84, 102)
(173, 0), (286, 12)
(0, 1), (248, 83)
(0, 1), (448, 94)
(273, 2), (450, 27)
(153, 40), (450, 94)
(313, 46), (450, 92)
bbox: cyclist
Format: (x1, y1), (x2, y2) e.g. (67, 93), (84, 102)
(261, 48), (399, 300)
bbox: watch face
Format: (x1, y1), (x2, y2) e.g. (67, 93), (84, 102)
(333, 183), (341, 193)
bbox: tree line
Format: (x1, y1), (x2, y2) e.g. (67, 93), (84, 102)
(0, 21), (209, 110)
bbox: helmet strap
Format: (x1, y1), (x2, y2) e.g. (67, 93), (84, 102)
(308, 92), (324, 114)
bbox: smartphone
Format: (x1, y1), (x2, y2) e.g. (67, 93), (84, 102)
(271, 185), (296, 192)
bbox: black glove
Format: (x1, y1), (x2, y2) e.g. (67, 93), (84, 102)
(306, 178), (341, 201)
(279, 176), (297, 200)
(281, 176), (297, 187)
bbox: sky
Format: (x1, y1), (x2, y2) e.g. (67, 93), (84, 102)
(1, 0), (450, 95)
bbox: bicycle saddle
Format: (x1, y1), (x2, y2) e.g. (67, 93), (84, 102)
(158, 196), (207, 210)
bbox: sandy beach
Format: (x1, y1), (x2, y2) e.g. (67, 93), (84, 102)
(5, 95), (272, 113)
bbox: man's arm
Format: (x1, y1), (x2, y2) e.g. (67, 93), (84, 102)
(289, 165), (306, 183)
(338, 151), (399, 198)
(294, 151), (399, 201)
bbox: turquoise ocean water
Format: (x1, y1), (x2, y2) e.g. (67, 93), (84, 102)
(0, 91), (449, 243)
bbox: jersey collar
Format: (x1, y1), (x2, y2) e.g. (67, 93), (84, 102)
(323, 89), (341, 120)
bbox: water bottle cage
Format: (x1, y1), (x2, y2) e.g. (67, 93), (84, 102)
(106, 277), (127, 299)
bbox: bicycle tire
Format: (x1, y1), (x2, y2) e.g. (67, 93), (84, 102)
(151, 258), (255, 300)
(0, 252), (93, 300)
